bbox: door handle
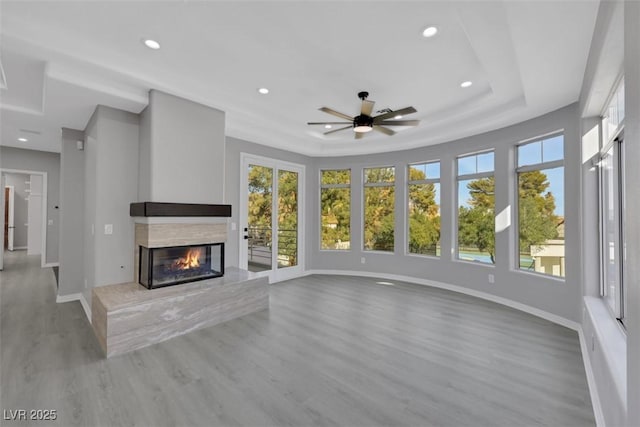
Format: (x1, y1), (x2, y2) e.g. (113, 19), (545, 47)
(244, 235), (249, 240)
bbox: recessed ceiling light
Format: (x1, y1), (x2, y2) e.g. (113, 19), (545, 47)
(258, 88), (269, 95)
(143, 39), (160, 50)
(325, 124), (332, 129)
(18, 137), (28, 142)
(376, 281), (395, 286)
(422, 27), (438, 38)
(394, 115), (403, 120)
(460, 81), (473, 88)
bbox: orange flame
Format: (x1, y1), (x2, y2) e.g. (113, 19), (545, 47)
(172, 249), (202, 270)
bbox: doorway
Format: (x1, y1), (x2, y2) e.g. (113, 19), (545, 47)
(0, 169), (49, 269)
(239, 154), (305, 282)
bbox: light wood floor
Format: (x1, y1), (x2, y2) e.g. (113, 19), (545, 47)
(0, 250), (595, 427)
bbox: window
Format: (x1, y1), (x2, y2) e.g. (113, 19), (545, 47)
(457, 151), (495, 264)
(363, 167), (395, 252)
(602, 78), (625, 143)
(408, 161), (440, 256)
(320, 169), (351, 250)
(516, 135), (565, 278)
(599, 77), (626, 321)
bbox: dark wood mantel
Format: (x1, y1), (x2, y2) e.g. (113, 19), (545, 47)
(130, 202), (232, 217)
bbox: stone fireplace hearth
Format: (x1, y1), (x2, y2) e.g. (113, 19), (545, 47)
(91, 203), (268, 357)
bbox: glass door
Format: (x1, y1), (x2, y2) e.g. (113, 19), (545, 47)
(277, 169), (298, 270)
(240, 154), (305, 282)
(246, 164), (274, 273)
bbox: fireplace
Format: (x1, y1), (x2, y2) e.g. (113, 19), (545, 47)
(139, 243), (224, 289)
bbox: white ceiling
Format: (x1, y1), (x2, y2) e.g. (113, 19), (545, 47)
(0, 1), (599, 156)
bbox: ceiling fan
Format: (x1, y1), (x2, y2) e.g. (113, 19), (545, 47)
(307, 91), (420, 139)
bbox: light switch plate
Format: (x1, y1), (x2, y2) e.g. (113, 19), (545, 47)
(104, 224), (113, 235)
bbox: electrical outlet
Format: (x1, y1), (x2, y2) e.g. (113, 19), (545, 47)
(104, 224), (113, 235)
(361, 257), (366, 264)
(48, 219), (53, 225)
(488, 274), (495, 284)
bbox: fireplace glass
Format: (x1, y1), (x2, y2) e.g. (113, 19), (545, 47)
(139, 243), (224, 289)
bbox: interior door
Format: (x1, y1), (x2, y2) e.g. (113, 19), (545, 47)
(239, 154), (305, 282)
(0, 174), (5, 270)
(3, 187), (8, 250)
(5, 186), (15, 250)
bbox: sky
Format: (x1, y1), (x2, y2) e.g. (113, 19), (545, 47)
(457, 136), (565, 216)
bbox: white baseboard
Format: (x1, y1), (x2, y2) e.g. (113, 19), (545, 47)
(56, 292), (82, 303)
(80, 293), (92, 323)
(578, 327), (605, 427)
(43, 262), (59, 268)
(56, 292), (92, 323)
(304, 269), (580, 331)
(11, 246), (27, 250)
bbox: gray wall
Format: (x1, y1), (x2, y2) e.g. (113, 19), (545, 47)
(58, 128), (85, 297)
(0, 146), (60, 264)
(83, 111), (98, 305)
(624, 1), (640, 425)
(4, 173), (29, 249)
(308, 104), (581, 323)
(140, 90), (226, 203)
(138, 106), (151, 202)
(83, 106), (139, 305)
(577, 1), (631, 425)
(224, 137), (314, 269)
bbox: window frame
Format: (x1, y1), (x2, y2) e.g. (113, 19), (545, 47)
(319, 168), (351, 252)
(514, 132), (565, 280)
(406, 160), (441, 258)
(598, 78), (626, 323)
(362, 166), (396, 253)
(455, 150), (495, 265)
(601, 76), (625, 144)
(598, 138), (626, 322)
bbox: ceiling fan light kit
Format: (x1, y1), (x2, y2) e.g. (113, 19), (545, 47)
(307, 91), (419, 139)
(353, 116), (373, 133)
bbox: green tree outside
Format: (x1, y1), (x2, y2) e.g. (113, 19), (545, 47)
(408, 166), (440, 255)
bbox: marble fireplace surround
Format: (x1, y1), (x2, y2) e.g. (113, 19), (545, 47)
(130, 202), (232, 284)
(91, 202), (270, 357)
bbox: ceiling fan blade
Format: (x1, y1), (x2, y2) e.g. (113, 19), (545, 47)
(324, 125), (352, 135)
(307, 122), (352, 125)
(373, 126), (396, 136)
(355, 132), (365, 140)
(319, 107), (354, 121)
(361, 100), (375, 116)
(373, 106), (417, 123)
(376, 120), (420, 126)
